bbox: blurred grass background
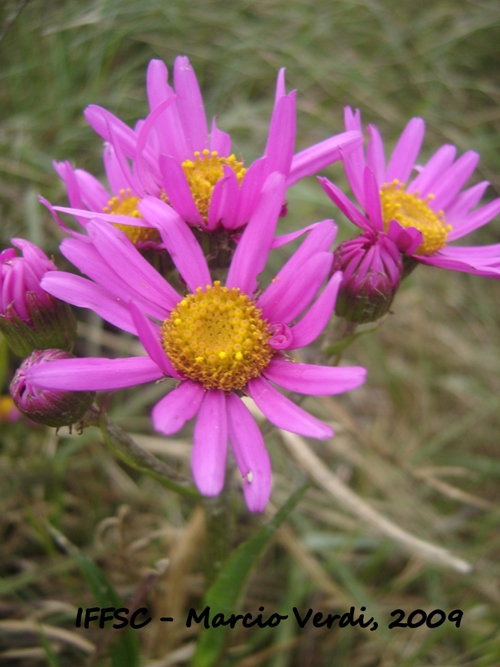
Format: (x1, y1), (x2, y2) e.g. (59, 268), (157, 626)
(1, 0), (500, 665)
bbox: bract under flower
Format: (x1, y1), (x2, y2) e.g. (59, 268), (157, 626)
(26, 173), (367, 512)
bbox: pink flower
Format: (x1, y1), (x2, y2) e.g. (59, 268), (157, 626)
(26, 173), (366, 512)
(320, 107), (500, 277)
(70, 55), (362, 233)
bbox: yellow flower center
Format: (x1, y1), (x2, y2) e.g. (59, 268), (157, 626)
(161, 281), (273, 391)
(379, 180), (452, 256)
(104, 188), (160, 245)
(181, 149), (246, 223)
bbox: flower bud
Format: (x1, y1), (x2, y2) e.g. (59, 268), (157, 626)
(10, 350), (95, 428)
(0, 239), (77, 357)
(333, 231), (403, 323)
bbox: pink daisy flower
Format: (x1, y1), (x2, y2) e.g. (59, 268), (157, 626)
(53, 55), (362, 236)
(320, 107), (500, 277)
(26, 173), (366, 511)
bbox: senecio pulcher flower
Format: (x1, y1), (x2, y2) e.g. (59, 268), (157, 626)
(27, 174), (366, 511)
(43, 56), (362, 244)
(321, 107), (500, 277)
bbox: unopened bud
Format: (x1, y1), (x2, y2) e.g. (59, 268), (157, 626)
(0, 239), (76, 357)
(333, 232), (403, 323)
(10, 350), (95, 428)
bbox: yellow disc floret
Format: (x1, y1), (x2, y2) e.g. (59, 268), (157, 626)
(181, 149), (246, 223)
(104, 188), (160, 245)
(380, 180), (452, 256)
(161, 281), (273, 391)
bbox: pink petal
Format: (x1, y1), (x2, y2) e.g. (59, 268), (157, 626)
(264, 359), (367, 395)
(233, 157), (268, 228)
(26, 356), (164, 392)
(342, 107), (366, 206)
(274, 67), (286, 102)
(173, 56), (208, 154)
(248, 376), (333, 439)
(319, 177), (371, 231)
(192, 390), (228, 496)
(288, 130), (363, 187)
(206, 166), (239, 231)
(86, 219), (181, 312)
(366, 124), (386, 186)
(226, 172), (286, 294)
(385, 117), (425, 184)
(146, 59), (171, 110)
(430, 151), (480, 212)
(135, 96), (180, 196)
(84, 105), (138, 159)
(264, 92), (297, 176)
(258, 252), (332, 323)
(226, 394), (272, 512)
(38, 196), (88, 237)
(387, 220), (423, 254)
(159, 154), (204, 225)
(445, 181), (489, 236)
(128, 301), (181, 378)
(407, 144), (456, 195)
(447, 196), (500, 241)
(152, 380), (205, 435)
(271, 221), (334, 249)
(139, 197), (211, 291)
(288, 271), (342, 349)
(415, 252), (500, 277)
(52, 205), (153, 228)
(41, 272), (135, 333)
(363, 167), (384, 231)
(210, 117), (231, 156)
(103, 144), (133, 195)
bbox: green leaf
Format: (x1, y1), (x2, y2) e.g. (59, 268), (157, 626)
(191, 484), (308, 667)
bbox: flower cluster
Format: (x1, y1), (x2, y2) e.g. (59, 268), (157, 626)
(4, 55), (500, 511)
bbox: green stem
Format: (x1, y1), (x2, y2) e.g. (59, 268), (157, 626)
(203, 481), (232, 585)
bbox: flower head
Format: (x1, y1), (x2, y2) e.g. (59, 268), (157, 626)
(26, 173), (366, 511)
(0, 239), (76, 356)
(53, 56), (362, 236)
(320, 107), (500, 277)
(332, 230), (403, 323)
(10, 349), (95, 427)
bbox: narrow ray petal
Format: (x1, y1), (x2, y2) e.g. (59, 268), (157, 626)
(129, 301), (182, 378)
(226, 394), (272, 512)
(226, 172), (286, 294)
(386, 117), (425, 183)
(287, 272), (342, 349)
(264, 359), (367, 395)
(139, 197), (211, 291)
(152, 380), (205, 435)
(192, 390), (228, 496)
(248, 377), (333, 439)
(27, 356), (164, 392)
